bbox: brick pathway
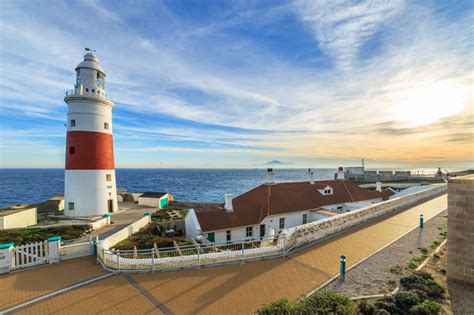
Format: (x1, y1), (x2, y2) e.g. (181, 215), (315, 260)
(0, 257), (107, 310)
(9, 195), (447, 314)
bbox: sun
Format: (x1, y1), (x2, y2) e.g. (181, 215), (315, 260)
(392, 80), (468, 127)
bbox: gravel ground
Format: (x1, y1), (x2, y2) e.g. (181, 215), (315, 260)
(326, 209), (448, 297)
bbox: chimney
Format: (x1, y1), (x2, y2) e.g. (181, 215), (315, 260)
(266, 168), (275, 185)
(307, 168), (315, 184)
(336, 166), (345, 180)
(224, 194), (233, 211)
(376, 182), (382, 192)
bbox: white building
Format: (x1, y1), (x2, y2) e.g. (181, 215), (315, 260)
(138, 192), (171, 209)
(185, 168), (394, 243)
(64, 50), (118, 217)
(0, 205), (37, 230)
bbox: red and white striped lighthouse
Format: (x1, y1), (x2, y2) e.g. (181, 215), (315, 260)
(64, 50), (117, 217)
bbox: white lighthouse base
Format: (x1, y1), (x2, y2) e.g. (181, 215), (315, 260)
(64, 170), (118, 217)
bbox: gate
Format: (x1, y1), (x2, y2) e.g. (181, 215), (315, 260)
(13, 241), (48, 269)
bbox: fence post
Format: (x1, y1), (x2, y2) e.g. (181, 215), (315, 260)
(151, 248), (155, 272)
(0, 243), (14, 274)
(419, 214), (424, 229)
(116, 250), (121, 272)
(197, 245), (201, 269)
(241, 241), (245, 264)
(47, 236), (61, 264)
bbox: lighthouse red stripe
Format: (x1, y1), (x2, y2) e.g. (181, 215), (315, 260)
(66, 131), (115, 170)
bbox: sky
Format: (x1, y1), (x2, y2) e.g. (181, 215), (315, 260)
(0, 0), (472, 169)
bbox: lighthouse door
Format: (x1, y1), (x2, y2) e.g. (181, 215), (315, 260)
(108, 199), (114, 213)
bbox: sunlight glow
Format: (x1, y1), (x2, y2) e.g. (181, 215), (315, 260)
(393, 80), (468, 126)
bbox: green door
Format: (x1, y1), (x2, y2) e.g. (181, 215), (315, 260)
(207, 232), (215, 242)
(159, 197), (168, 208)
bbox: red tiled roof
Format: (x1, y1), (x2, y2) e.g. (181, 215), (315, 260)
(195, 180), (394, 232)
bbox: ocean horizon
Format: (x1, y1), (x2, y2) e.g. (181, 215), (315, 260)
(0, 167), (455, 208)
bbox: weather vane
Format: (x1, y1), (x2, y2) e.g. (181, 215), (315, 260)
(85, 47), (96, 52)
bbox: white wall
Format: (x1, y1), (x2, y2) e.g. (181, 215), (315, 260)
(65, 170), (118, 217)
(261, 210), (311, 235)
(185, 209), (201, 240)
(101, 215), (151, 249)
(0, 208), (37, 229)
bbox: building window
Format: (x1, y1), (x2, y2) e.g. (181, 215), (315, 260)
(302, 214), (308, 224)
(92, 89), (95, 93)
(69, 146), (75, 155)
(85, 88), (89, 92)
(68, 202), (74, 210)
(106, 174), (112, 181)
(104, 122), (109, 130)
(246, 227), (253, 238)
(226, 230), (231, 242)
(70, 119), (76, 127)
(279, 217), (285, 229)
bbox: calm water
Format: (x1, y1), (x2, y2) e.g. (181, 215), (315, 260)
(0, 168), (336, 208)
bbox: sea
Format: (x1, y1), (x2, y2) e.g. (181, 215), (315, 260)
(0, 168), (337, 208)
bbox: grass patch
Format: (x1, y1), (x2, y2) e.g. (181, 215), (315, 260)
(390, 265), (403, 274)
(0, 225), (91, 245)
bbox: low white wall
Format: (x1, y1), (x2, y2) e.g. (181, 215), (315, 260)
(0, 208), (37, 229)
(89, 217), (109, 230)
(101, 215), (151, 249)
(61, 242), (93, 260)
(138, 197), (160, 207)
(287, 184), (447, 248)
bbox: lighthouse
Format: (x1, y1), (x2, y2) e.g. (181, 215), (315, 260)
(64, 49), (118, 217)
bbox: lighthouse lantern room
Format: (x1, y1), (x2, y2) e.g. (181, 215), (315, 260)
(64, 49), (118, 217)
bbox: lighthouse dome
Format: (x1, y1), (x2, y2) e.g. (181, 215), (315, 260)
(75, 52), (105, 74)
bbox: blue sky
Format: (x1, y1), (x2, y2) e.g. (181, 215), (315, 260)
(0, 0), (472, 169)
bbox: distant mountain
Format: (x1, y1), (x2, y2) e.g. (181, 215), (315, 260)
(264, 160), (292, 165)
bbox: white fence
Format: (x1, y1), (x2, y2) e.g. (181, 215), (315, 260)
(12, 241), (49, 270)
(96, 184), (447, 272)
(97, 234), (286, 272)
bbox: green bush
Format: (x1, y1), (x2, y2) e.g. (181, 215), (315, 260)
(423, 279), (445, 294)
(257, 289), (355, 315)
(410, 300), (442, 314)
(373, 309), (390, 315)
(257, 298), (295, 315)
(357, 300), (375, 315)
(400, 275), (424, 289)
(394, 291), (420, 312)
(408, 289), (428, 302)
(414, 271), (433, 280)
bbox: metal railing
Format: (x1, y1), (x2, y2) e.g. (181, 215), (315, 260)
(65, 88), (113, 101)
(97, 234), (287, 272)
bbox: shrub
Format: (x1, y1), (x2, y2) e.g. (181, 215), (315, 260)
(408, 289), (428, 302)
(413, 271), (433, 280)
(373, 309), (390, 315)
(304, 289), (355, 314)
(373, 300), (396, 314)
(390, 265), (403, 274)
(423, 279), (445, 293)
(357, 300), (375, 315)
(410, 300), (442, 314)
(394, 291), (420, 312)
(257, 298), (295, 315)
(400, 275), (424, 289)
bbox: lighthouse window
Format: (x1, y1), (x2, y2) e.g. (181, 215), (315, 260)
(104, 122), (109, 130)
(92, 89), (95, 93)
(85, 88), (89, 92)
(68, 202), (75, 211)
(106, 174), (112, 181)
(69, 146), (75, 155)
(70, 119), (76, 127)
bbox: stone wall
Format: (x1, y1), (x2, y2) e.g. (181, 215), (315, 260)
(447, 175), (474, 285)
(287, 184), (447, 249)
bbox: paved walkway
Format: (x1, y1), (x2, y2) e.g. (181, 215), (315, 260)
(0, 257), (107, 311)
(74, 202), (153, 243)
(6, 195), (447, 314)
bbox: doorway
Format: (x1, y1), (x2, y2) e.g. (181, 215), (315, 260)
(108, 199), (114, 213)
(260, 224), (266, 238)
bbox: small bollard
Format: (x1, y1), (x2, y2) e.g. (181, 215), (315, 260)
(420, 214), (424, 229)
(340, 255), (346, 280)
